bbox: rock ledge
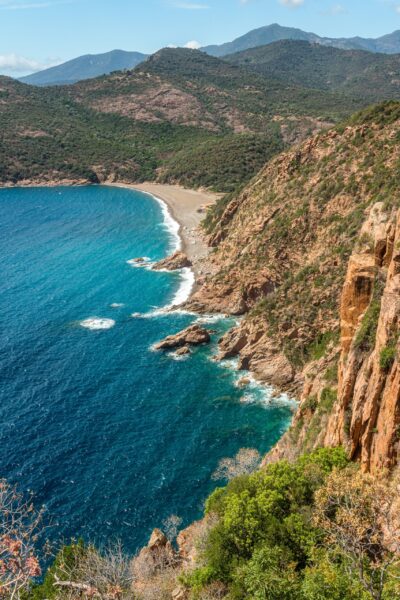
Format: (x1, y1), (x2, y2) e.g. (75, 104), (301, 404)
(154, 325), (210, 350)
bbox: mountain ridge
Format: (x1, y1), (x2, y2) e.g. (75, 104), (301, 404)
(225, 40), (400, 102)
(16, 24), (400, 88)
(202, 23), (400, 56)
(19, 49), (148, 86)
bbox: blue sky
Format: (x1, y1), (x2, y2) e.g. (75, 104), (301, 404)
(1, 0), (400, 76)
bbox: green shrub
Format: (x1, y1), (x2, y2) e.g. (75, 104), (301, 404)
(355, 279), (384, 352)
(307, 331), (339, 361)
(29, 542), (87, 600)
(380, 344), (397, 372)
(302, 550), (368, 600)
(202, 449), (348, 585)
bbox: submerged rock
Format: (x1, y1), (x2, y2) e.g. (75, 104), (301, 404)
(154, 325), (210, 350)
(153, 251), (192, 271)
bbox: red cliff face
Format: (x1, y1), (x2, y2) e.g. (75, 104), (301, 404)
(191, 105), (400, 472)
(325, 204), (400, 471)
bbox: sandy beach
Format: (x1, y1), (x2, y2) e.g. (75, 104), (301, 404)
(109, 182), (221, 280)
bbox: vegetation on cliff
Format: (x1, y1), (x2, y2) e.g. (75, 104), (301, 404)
(195, 101), (400, 374)
(180, 448), (400, 600)
(14, 448), (399, 599)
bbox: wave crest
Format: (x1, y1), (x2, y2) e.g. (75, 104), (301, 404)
(80, 317), (115, 330)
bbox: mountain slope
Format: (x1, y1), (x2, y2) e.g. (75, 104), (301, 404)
(225, 40), (400, 102)
(0, 48), (394, 195)
(189, 101), (400, 470)
(68, 48), (362, 136)
(0, 75), (216, 185)
(20, 50), (148, 86)
(202, 23), (400, 57)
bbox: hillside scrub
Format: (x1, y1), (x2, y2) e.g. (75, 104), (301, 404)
(181, 449), (400, 599)
(195, 101), (400, 375)
(4, 449), (399, 599)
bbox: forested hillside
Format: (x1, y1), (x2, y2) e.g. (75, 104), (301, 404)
(226, 40), (400, 102)
(0, 47), (373, 191)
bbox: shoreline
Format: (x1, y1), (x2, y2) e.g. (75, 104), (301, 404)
(107, 182), (221, 289)
(0, 180), (220, 293)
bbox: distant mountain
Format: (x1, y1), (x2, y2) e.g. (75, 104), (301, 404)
(225, 40), (400, 103)
(202, 23), (400, 57)
(0, 47), (365, 191)
(69, 47), (360, 133)
(20, 49), (148, 86)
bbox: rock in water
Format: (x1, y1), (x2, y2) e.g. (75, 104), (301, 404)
(175, 346), (191, 356)
(154, 325), (210, 350)
(153, 251), (192, 271)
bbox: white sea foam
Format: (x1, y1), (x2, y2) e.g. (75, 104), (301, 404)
(218, 356), (296, 409)
(169, 267), (195, 307)
(80, 317), (115, 330)
(110, 303), (124, 308)
(168, 351), (191, 361)
(195, 314), (226, 325)
(126, 257), (153, 269)
(137, 190), (181, 254)
(153, 196), (181, 253)
(138, 269), (195, 321)
(126, 191), (194, 316)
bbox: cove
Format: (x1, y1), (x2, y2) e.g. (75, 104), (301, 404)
(0, 185), (293, 553)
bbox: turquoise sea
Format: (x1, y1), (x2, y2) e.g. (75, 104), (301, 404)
(0, 185), (293, 553)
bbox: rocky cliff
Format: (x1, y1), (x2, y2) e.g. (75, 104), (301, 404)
(189, 101), (400, 470)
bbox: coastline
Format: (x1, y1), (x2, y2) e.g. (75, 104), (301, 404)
(108, 182), (221, 287)
(0, 180), (220, 291)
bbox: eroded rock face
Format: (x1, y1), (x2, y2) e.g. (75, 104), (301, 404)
(216, 320), (296, 390)
(175, 346), (191, 356)
(153, 251), (192, 271)
(132, 528), (177, 587)
(266, 203), (400, 473)
(154, 325), (211, 350)
(324, 204), (400, 471)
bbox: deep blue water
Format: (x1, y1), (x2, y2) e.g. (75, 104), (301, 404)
(0, 185), (293, 553)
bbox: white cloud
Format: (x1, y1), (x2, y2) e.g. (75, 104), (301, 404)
(0, 54), (42, 72)
(184, 40), (201, 49)
(321, 3), (346, 15)
(396, 4), (400, 13)
(172, 1), (209, 8)
(279, 0), (304, 7)
(0, 53), (60, 74)
(330, 3), (346, 14)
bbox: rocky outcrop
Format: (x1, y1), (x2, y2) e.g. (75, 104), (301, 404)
(175, 346), (191, 356)
(324, 204), (400, 472)
(216, 321), (296, 390)
(153, 251), (192, 271)
(268, 203), (400, 471)
(132, 529), (179, 597)
(188, 107), (400, 471)
(154, 325), (211, 350)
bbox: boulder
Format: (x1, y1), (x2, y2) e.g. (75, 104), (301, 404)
(175, 346), (191, 356)
(154, 325), (211, 350)
(153, 251), (192, 271)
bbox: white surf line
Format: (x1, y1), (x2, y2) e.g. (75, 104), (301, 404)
(133, 189), (195, 312)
